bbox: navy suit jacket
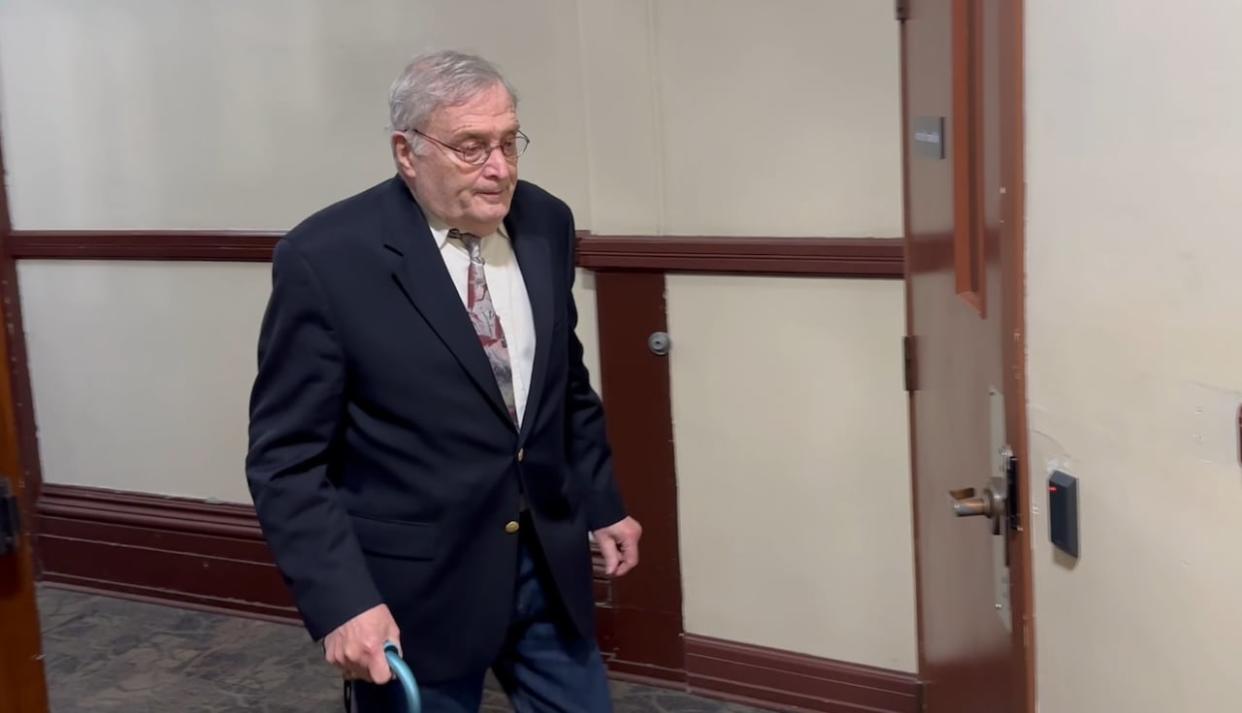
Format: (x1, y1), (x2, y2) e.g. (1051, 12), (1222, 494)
(245, 176), (626, 683)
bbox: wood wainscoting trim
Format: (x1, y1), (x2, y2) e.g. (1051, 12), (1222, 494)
(35, 484), (632, 642)
(685, 635), (922, 713)
(575, 235), (904, 277)
(36, 484), (298, 621)
(8, 230), (905, 277)
(8, 231), (282, 261)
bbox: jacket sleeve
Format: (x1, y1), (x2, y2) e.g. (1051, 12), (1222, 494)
(562, 218), (628, 530)
(246, 239), (382, 641)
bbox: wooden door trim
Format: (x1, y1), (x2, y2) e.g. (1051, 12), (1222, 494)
(0, 127), (49, 713)
(1001, 1), (1035, 707)
(951, 0), (989, 313)
(0, 164), (43, 575)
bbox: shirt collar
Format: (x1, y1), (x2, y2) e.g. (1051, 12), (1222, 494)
(418, 201), (509, 250)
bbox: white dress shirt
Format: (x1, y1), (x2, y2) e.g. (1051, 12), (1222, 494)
(423, 212), (536, 428)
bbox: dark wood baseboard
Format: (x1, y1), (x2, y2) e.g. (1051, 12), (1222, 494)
(36, 484), (298, 620)
(35, 484), (920, 712)
(686, 635), (921, 713)
(8, 230), (904, 277)
(34, 485), (650, 656)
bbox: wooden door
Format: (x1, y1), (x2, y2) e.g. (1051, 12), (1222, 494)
(900, 1), (1033, 711)
(0, 471), (46, 713)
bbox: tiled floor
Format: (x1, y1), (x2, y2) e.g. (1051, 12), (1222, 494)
(36, 587), (774, 713)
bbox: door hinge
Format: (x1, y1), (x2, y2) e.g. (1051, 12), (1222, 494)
(895, 0), (910, 21)
(0, 479), (20, 556)
(903, 335), (919, 392)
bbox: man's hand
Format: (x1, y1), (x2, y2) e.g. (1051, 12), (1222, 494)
(323, 603), (401, 683)
(593, 516), (642, 577)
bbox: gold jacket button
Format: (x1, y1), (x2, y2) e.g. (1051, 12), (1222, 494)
(504, 520), (521, 534)
(517, 448), (525, 463)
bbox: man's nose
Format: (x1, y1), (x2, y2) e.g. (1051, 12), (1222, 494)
(480, 147), (512, 180)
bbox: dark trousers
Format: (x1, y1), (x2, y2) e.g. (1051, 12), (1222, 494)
(351, 519), (612, 712)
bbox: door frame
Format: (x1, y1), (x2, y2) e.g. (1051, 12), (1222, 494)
(900, 0), (1035, 709)
(0, 127), (50, 713)
(994, 1), (1036, 707)
(0, 145), (44, 563)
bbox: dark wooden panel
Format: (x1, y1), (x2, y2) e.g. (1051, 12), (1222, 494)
(577, 235), (904, 277)
(593, 270), (685, 676)
(39, 537), (296, 620)
(8, 231), (280, 261)
(8, 230), (905, 277)
(37, 485), (296, 620)
(38, 485), (263, 539)
(606, 607), (685, 683)
(38, 515), (273, 565)
(604, 657), (686, 686)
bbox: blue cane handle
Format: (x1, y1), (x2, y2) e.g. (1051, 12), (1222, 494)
(383, 641), (421, 713)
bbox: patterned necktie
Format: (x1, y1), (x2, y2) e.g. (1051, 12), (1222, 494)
(450, 229), (518, 426)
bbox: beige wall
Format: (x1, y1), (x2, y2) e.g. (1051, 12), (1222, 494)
(1026, 2), (1242, 710)
(1, 0), (911, 669)
(648, 0), (910, 668)
(0, 0), (604, 499)
(17, 261), (268, 502)
(574, 0), (903, 236)
(17, 260), (600, 503)
(654, 0), (902, 236)
(0, 0), (591, 230)
(572, 269), (601, 394)
(668, 275), (915, 671)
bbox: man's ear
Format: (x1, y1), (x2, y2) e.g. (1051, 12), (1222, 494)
(391, 132), (417, 180)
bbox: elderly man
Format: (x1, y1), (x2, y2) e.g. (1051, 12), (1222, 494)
(246, 50), (641, 712)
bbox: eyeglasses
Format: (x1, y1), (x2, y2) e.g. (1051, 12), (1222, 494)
(407, 129), (530, 166)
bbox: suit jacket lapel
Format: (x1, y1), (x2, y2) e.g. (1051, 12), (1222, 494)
(379, 178), (512, 423)
(506, 197), (554, 443)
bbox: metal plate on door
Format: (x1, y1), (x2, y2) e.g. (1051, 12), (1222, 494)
(989, 386), (1012, 632)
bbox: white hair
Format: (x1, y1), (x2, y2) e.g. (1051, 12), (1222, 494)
(388, 50), (518, 137)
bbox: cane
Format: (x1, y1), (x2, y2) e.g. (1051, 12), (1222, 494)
(341, 641), (420, 712)
(384, 641), (422, 713)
